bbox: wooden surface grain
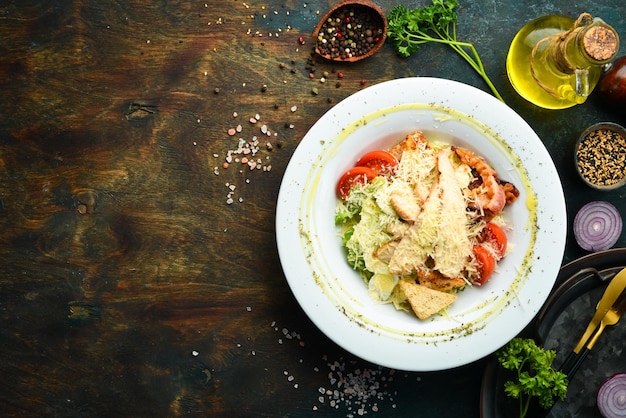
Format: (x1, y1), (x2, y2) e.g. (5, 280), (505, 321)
(1, 1), (625, 417)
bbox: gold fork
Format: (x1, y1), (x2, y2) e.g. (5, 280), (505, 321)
(562, 288), (626, 378)
(585, 290), (626, 349)
(573, 267), (626, 354)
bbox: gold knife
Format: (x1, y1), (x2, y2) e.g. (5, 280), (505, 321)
(547, 268), (626, 417)
(584, 287), (626, 350)
(559, 275), (626, 382)
(572, 267), (626, 353)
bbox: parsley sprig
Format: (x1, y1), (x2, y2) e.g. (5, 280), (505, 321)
(387, 0), (504, 102)
(497, 338), (568, 418)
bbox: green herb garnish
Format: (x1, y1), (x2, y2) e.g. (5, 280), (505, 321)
(387, 0), (504, 102)
(497, 338), (568, 418)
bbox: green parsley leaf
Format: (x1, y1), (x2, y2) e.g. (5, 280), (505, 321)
(497, 338), (568, 418)
(387, 0), (504, 102)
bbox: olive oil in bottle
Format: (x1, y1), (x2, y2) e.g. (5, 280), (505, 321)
(507, 14), (619, 109)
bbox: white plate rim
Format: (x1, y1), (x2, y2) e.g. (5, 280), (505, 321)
(275, 77), (567, 371)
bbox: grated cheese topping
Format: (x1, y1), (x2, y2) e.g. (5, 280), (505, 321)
(336, 132), (514, 316)
(433, 148), (472, 278)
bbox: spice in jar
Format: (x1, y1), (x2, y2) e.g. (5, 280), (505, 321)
(315, 5), (384, 61)
(576, 126), (626, 188)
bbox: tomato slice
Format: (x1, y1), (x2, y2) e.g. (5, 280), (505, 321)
(355, 150), (398, 174)
(480, 223), (508, 258)
(473, 245), (495, 285)
(336, 166), (378, 199)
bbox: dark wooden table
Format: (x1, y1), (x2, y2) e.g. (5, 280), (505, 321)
(1, 1), (624, 417)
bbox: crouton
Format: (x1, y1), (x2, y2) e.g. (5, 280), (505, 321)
(417, 269), (466, 292)
(397, 280), (457, 320)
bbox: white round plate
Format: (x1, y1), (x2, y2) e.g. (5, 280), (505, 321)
(275, 77), (566, 371)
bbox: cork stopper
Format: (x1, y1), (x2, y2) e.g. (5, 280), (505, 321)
(583, 25), (618, 62)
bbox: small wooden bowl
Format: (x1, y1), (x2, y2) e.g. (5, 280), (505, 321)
(311, 0), (387, 63)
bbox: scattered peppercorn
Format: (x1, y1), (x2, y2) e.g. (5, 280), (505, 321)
(576, 128), (626, 187)
(315, 5), (384, 60)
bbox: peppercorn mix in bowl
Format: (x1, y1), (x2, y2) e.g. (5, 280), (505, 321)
(575, 122), (626, 190)
(312, 0), (387, 63)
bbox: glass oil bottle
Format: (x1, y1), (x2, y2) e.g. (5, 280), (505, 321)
(507, 13), (619, 109)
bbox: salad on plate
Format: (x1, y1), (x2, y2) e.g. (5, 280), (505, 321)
(335, 131), (520, 320)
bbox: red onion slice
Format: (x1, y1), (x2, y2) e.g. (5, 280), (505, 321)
(597, 373), (626, 418)
(573, 201), (623, 252)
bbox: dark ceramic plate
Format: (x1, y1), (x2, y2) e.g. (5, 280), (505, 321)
(481, 248), (626, 418)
